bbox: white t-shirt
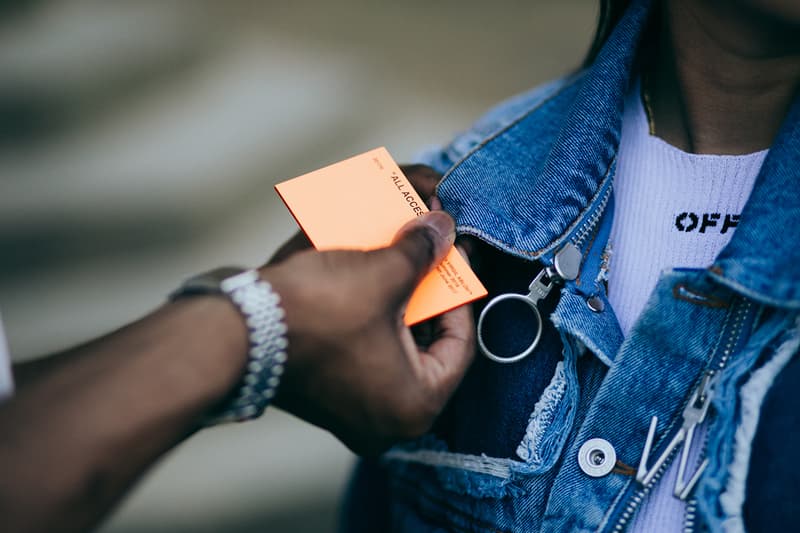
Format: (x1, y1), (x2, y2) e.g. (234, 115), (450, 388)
(609, 81), (767, 336)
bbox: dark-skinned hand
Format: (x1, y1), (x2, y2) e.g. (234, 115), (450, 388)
(263, 210), (475, 455)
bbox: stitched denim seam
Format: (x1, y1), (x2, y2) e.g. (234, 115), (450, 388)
(434, 73), (616, 260)
(452, 168), (615, 260)
(707, 269), (800, 309)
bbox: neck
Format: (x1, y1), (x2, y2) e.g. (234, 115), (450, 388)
(646, 0), (800, 154)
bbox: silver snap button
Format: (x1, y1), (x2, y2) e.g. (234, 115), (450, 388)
(587, 295), (605, 313)
(578, 438), (616, 477)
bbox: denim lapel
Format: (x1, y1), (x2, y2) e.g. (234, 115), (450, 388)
(711, 95), (800, 308)
(437, 0), (653, 260)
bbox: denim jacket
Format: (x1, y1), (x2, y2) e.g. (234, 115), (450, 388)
(342, 0), (800, 531)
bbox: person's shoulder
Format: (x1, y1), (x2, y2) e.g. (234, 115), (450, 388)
(418, 70), (587, 174)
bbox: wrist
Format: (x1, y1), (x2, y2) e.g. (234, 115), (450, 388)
(164, 297), (250, 404)
(171, 268), (289, 424)
(256, 264), (313, 370)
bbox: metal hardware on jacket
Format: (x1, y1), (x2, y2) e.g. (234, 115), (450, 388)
(342, 0), (800, 530)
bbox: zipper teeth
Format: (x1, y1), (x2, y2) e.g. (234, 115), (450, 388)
(571, 184), (612, 249)
(710, 299), (751, 376)
(683, 396), (716, 533)
(611, 447), (680, 533)
(679, 299), (751, 533)
(611, 298), (753, 533)
(683, 498), (699, 533)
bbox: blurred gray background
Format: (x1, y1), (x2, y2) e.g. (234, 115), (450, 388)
(0, 1), (596, 531)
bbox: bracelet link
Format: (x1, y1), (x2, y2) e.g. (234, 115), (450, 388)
(171, 267), (288, 426)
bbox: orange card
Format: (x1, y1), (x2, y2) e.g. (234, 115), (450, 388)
(275, 147), (487, 325)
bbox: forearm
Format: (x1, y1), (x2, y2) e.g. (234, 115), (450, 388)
(0, 297), (248, 533)
(0, 206), (467, 531)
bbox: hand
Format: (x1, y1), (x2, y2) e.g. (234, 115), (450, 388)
(262, 211), (475, 455)
(267, 164), (445, 265)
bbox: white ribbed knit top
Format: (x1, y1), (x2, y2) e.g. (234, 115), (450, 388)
(608, 80), (767, 336)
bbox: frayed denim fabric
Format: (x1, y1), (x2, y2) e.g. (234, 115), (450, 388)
(342, 0), (800, 530)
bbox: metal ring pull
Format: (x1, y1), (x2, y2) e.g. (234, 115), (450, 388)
(477, 294), (542, 363)
(476, 268), (557, 364)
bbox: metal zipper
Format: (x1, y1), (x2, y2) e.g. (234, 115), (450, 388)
(526, 184), (613, 301)
(476, 182), (613, 363)
(610, 378), (712, 533)
(612, 445), (681, 532)
(683, 498), (699, 532)
(682, 389), (719, 533)
(571, 183), (613, 250)
(609, 299), (753, 533)
(680, 300), (753, 533)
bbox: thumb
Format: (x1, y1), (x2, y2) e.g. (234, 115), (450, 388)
(370, 211), (455, 302)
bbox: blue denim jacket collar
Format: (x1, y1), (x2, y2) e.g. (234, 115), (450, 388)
(437, 0), (799, 308)
(436, 0), (650, 260)
(712, 96), (800, 309)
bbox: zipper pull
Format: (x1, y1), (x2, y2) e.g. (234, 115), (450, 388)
(553, 242), (581, 281)
(681, 372), (717, 427)
(673, 373), (717, 500)
(636, 372), (718, 499)
(476, 243), (580, 364)
(528, 242), (581, 300)
(477, 267), (553, 364)
(526, 267), (557, 303)
(516, 243), (583, 347)
(525, 243), (581, 304)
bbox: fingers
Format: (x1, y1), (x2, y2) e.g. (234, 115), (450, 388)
(422, 303), (476, 395)
(455, 235), (485, 274)
(400, 164), (442, 205)
(267, 230), (313, 265)
(370, 211), (455, 301)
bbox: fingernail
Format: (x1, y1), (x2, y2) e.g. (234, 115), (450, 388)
(429, 196), (442, 210)
(420, 211), (455, 245)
